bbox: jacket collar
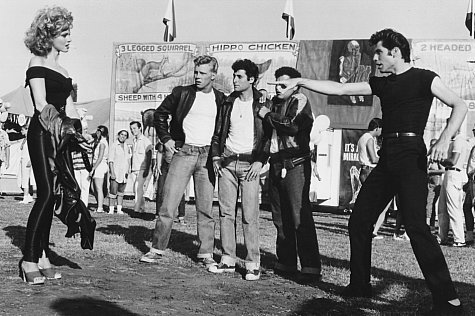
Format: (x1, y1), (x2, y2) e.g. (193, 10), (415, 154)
(225, 87), (262, 104)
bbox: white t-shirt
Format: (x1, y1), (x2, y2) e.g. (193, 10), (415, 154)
(225, 98), (254, 154)
(449, 134), (468, 171)
(183, 91), (217, 146)
(357, 132), (378, 167)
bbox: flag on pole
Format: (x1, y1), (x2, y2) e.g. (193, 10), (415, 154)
(282, 0), (295, 40)
(466, 0), (474, 38)
(163, 0), (176, 42)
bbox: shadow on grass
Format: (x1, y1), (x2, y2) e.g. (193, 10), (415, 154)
(3, 225), (82, 269)
(95, 224), (475, 314)
(50, 296), (139, 316)
(291, 253), (475, 315)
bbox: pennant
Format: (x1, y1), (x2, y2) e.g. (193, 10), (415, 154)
(466, 0), (474, 38)
(163, 0), (176, 42)
(282, 0), (295, 40)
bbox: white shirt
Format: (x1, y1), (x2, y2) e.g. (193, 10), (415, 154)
(357, 132), (378, 167)
(225, 98), (254, 154)
(131, 134), (152, 171)
(109, 140), (131, 183)
(449, 134), (468, 171)
(183, 91), (217, 146)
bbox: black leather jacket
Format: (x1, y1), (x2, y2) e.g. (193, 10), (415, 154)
(262, 92), (314, 160)
(38, 105), (96, 250)
(210, 88), (271, 164)
(154, 85), (226, 145)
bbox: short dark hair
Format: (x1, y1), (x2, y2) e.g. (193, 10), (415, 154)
(118, 129), (129, 138)
(130, 121), (141, 128)
(368, 118), (382, 131)
(231, 59), (259, 83)
(274, 66), (301, 79)
(369, 29), (411, 63)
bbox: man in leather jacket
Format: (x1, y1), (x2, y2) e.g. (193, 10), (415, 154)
(210, 59), (271, 281)
(140, 55), (225, 268)
(259, 66), (321, 282)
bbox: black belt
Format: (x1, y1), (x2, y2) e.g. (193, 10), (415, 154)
(445, 167), (461, 172)
(361, 165), (374, 170)
(270, 153), (311, 168)
(224, 153), (253, 163)
(383, 132), (420, 138)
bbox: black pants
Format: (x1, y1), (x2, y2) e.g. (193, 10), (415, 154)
(269, 159), (321, 274)
(23, 114), (55, 262)
(350, 137), (457, 302)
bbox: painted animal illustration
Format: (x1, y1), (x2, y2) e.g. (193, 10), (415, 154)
(132, 54), (192, 93)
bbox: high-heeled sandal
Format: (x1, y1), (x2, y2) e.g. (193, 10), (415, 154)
(19, 261), (45, 285)
(38, 266), (62, 280)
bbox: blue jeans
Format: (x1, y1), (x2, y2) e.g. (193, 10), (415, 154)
(151, 144), (215, 258)
(269, 159), (321, 275)
(218, 159), (260, 269)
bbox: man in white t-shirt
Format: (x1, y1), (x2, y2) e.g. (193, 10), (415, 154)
(438, 129), (468, 247)
(130, 121), (153, 214)
(210, 59), (271, 281)
(140, 56), (226, 268)
(357, 118), (382, 184)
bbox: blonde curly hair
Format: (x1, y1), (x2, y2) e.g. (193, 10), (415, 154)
(24, 6), (73, 57)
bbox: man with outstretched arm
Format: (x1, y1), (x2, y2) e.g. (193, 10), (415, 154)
(270, 29), (466, 315)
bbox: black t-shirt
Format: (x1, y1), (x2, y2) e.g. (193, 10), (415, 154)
(369, 67), (437, 135)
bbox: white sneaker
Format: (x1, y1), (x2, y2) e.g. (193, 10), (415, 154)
(117, 209), (124, 215)
(245, 269), (261, 281)
(96, 208), (105, 213)
(108, 206), (115, 214)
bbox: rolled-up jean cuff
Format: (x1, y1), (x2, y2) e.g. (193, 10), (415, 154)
(150, 248), (165, 255)
(245, 261), (260, 270)
(274, 262), (297, 272)
(196, 253), (213, 259)
(221, 255), (236, 266)
(301, 267), (321, 275)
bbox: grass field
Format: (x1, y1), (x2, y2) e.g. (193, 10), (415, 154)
(0, 194), (473, 315)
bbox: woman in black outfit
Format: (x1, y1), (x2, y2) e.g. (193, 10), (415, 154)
(21, 6), (78, 285)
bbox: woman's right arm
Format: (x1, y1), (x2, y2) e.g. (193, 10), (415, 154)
(28, 58), (48, 112)
(29, 77), (48, 112)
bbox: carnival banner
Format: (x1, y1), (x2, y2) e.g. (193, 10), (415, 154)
(206, 41), (299, 96)
(412, 40), (475, 141)
(296, 40), (381, 130)
(339, 129), (365, 209)
(111, 42), (200, 140)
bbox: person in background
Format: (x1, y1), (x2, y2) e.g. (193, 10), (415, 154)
(18, 125), (35, 204)
(462, 127), (475, 246)
(270, 28), (466, 314)
(427, 139), (443, 232)
(108, 129), (131, 215)
(0, 120), (11, 175)
(22, 6), (78, 284)
(356, 118), (391, 240)
(129, 121), (153, 215)
(438, 128), (468, 247)
(90, 125), (109, 213)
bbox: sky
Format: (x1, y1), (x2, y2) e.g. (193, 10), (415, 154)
(0, 0), (471, 102)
